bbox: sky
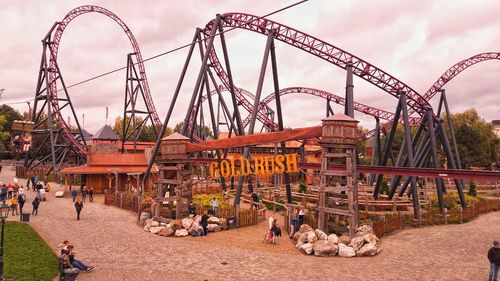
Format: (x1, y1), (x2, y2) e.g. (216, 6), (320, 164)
(1, 0), (499, 135)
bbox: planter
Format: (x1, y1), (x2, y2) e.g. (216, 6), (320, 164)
(139, 211), (151, 224)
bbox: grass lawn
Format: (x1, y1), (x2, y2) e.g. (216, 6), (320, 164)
(4, 221), (58, 281)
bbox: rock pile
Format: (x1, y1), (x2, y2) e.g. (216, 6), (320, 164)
(143, 215), (227, 238)
(292, 224), (382, 257)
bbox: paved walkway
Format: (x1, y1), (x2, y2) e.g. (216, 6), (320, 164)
(3, 166), (497, 281)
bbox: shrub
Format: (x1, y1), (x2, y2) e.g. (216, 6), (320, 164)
(141, 196), (154, 208)
(468, 181), (477, 197)
(380, 179), (389, 195)
(193, 193), (229, 208)
(299, 180), (307, 193)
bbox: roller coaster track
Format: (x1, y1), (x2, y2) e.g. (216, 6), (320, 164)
(423, 52), (500, 101)
(204, 13), (430, 132)
(361, 52), (500, 139)
(46, 5), (160, 157)
(240, 86), (421, 126)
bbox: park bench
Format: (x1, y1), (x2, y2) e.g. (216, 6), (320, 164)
(58, 256), (79, 281)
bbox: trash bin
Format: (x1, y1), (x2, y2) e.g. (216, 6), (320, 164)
(227, 216), (236, 229)
(21, 212), (30, 222)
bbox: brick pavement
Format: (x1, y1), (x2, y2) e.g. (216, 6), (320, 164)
(2, 166), (497, 281)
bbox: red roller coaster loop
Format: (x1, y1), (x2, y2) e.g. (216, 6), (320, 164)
(423, 52), (500, 102)
(46, 5), (160, 157)
(203, 13), (430, 132)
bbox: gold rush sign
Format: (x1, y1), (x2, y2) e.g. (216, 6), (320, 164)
(209, 153), (299, 179)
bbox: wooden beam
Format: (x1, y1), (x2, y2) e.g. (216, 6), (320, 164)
(185, 126), (322, 153)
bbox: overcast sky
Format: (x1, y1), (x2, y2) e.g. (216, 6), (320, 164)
(1, 0), (499, 135)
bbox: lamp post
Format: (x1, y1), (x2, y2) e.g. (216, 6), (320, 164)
(0, 201), (11, 281)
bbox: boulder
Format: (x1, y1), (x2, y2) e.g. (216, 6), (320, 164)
(193, 215), (201, 224)
(151, 221), (160, 227)
(219, 218), (228, 230)
(349, 236), (365, 252)
(208, 216), (220, 224)
(355, 225), (375, 237)
(143, 219), (153, 232)
(314, 229), (328, 240)
(313, 240), (339, 256)
(338, 243), (356, 258)
(181, 218), (194, 229)
(299, 224), (313, 233)
(299, 243), (314, 255)
(152, 216), (172, 224)
(364, 234), (379, 244)
(356, 242), (382, 257)
(298, 232), (309, 244)
(170, 220), (183, 231)
(295, 239), (306, 250)
(339, 235), (351, 245)
(158, 227), (174, 237)
(55, 191), (65, 198)
(175, 229), (189, 237)
(327, 234), (339, 244)
(150, 226), (164, 235)
(307, 231), (318, 243)
(207, 223), (221, 232)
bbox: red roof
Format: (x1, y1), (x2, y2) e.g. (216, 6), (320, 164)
(89, 153), (148, 166)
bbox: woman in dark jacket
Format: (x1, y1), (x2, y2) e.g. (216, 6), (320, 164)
(74, 199), (83, 221)
(200, 211), (209, 236)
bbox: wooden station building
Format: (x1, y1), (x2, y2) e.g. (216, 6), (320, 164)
(59, 125), (158, 193)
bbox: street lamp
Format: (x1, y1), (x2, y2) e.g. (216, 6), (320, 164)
(0, 201), (11, 281)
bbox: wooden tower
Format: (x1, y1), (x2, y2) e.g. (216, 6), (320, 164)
(318, 114), (359, 237)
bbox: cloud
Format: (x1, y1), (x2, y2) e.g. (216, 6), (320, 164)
(0, 0), (499, 137)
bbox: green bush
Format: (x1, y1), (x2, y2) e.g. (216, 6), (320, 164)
(299, 180), (307, 193)
(380, 179), (389, 195)
(193, 193), (229, 208)
(263, 198), (286, 212)
(468, 181), (477, 197)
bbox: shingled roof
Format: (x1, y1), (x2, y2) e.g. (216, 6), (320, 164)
(93, 124), (119, 141)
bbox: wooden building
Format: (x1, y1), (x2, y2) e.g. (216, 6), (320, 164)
(59, 124), (158, 193)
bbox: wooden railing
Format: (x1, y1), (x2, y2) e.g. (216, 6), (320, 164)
(372, 199), (500, 238)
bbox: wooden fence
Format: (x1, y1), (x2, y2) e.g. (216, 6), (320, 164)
(104, 192), (140, 212)
(372, 199), (500, 238)
(105, 193), (259, 228)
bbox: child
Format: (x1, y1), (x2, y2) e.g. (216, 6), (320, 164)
(10, 196), (18, 216)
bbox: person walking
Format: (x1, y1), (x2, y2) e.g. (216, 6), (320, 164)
(289, 211), (297, 238)
(88, 187), (94, 203)
(17, 192), (26, 220)
(298, 208), (305, 226)
(71, 189), (78, 202)
(74, 198), (83, 221)
(200, 211), (209, 236)
(32, 197), (40, 216)
(81, 185), (87, 203)
(488, 240), (500, 281)
(0, 184), (7, 202)
(210, 197), (219, 217)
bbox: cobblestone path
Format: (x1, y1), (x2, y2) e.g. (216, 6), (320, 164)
(2, 167), (497, 281)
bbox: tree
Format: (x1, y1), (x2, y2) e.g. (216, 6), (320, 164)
(173, 122), (212, 139)
(0, 105), (23, 150)
(113, 116), (172, 142)
(442, 109), (498, 169)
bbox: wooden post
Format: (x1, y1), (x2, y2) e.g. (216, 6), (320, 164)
(443, 208), (448, 224)
(459, 207), (463, 223)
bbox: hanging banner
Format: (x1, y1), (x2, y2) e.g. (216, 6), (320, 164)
(209, 153), (298, 179)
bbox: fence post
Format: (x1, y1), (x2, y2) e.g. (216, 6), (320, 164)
(398, 211), (403, 229)
(382, 216), (386, 234)
(443, 208), (448, 225)
(418, 210), (422, 227)
(472, 203), (475, 217)
(459, 207), (463, 223)
(120, 192), (123, 209)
